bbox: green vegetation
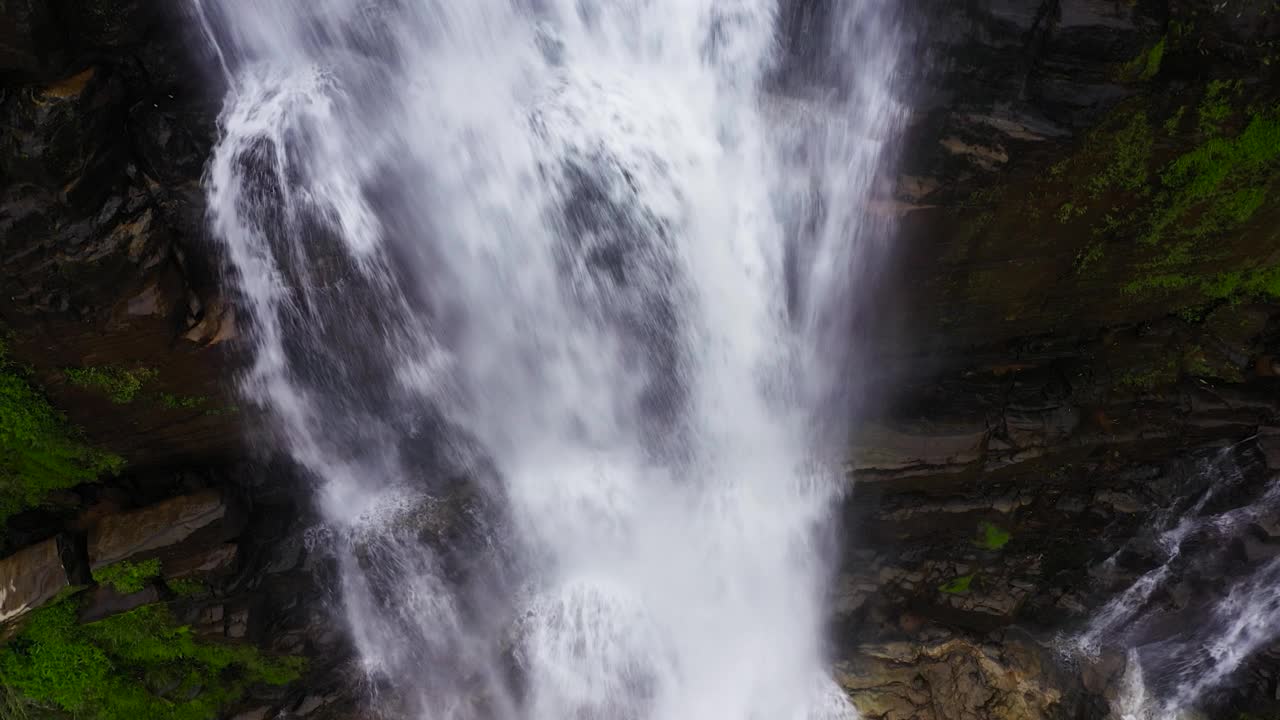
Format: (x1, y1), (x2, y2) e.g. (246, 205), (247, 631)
(165, 579), (206, 598)
(1074, 242), (1105, 272)
(1197, 80), (1240, 135)
(1087, 111), (1153, 198)
(158, 393), (208, 411)
(1116, 356), (1180, 390)
(0, 600), (303, 720)
(1201, 265), (1280, 300)
(0, 341), (123, 526)
(1124, 36), (1165, 81)
(939, 574), (974, 595)
(1056, 202), (1086, 224)
(64, 367), (157, 404)
(92, 560), (162, 594)
(974, 522), (1012, 551)
(1142, 113), (1280, 247)
(1123, 91), (1280, 298)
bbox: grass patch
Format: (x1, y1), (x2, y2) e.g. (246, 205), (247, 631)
(0, 341), (123, 527)
(92, 559), (162, 594)
(974, 522), (1012, 551)
(64, 367), (157, 404)
(0, 600), (303, 720)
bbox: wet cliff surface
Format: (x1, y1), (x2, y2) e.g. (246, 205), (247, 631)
(2, 0), (1279, 718)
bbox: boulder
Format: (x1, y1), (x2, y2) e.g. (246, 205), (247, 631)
(77, 583), (160, 623)
(837, 632), (1070, 720)
(0, 537), (71, 623)
(87, 489), (230, 568)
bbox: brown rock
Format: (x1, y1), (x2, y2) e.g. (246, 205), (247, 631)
(87, 489), (227, 568)
(0, 538), (70, 623)
(162, 542), (239, 580)
(77, 584), (160, 623)
(837, 634), (1064, 720)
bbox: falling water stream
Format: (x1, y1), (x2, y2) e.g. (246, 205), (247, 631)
(196, 2), (905, 718)
(1070, 446), (1280, 719)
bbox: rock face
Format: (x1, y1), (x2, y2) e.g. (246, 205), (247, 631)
(837, 633), (1068, 720)
(1, 0), (238, 469)
(86, 488), (231, 568)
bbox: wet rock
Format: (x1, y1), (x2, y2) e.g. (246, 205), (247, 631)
(227, 608), (249, 638)
(0, 0), (67, 79)
(295, 695), (326, 716)
(162, 542), (239, 580)
(850, 422), (989, 478)
(0, 538), (71, 623)
(837, 633), (1067, 720)
(1259, 427), (1280, 471)
(77, 583), (160, 623)
(87, 489), (230, 568)
(1094, 491), (1143, 515)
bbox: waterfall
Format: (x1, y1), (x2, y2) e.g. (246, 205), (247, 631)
(1068, 446), (1280, 719)
(196, 1), (906, 718)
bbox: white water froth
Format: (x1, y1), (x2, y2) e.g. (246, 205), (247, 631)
(198, 1), (906, 718)
(1068, 449), (1280, 719)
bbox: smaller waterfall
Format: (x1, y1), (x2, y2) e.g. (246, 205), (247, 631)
(1068, 442), (1280, 718)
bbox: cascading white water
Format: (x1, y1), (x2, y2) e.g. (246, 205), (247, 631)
(196, 1), (906, 718)
(1069, 448), (1280, 720)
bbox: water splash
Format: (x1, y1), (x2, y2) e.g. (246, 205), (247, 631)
(197, 1), (907, 718)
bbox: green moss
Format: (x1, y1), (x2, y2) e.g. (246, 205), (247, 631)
(939, 574), (974, 595)
(0, 342), (123, 527)
(64, 367), (157, 404)
(1074, 242), (1105, 273)
(164, 579), (206, 598)
(1201, 264), (1280, 300)
(1056, 202), (1086, 224)
(1116, 356), (1180, 390)
(92, 559), (162, 594)
(0, 600), (303, 720)
(1164, 105), (1187, 135)
(1124, 37), (1165, 81)
(1197, 80), (1240, 135)
(1125, 108), (1280, 294)
(1087, 111), (1153, 199)
(974, 522), (1012, 551)
(158, 394), (208, 411)
(1124, 273), (1194, 294)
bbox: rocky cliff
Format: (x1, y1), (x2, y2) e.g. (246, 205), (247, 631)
(2, 0), (1279, 718)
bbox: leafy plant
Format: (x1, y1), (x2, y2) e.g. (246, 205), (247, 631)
(974, 522), (1012, 551)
